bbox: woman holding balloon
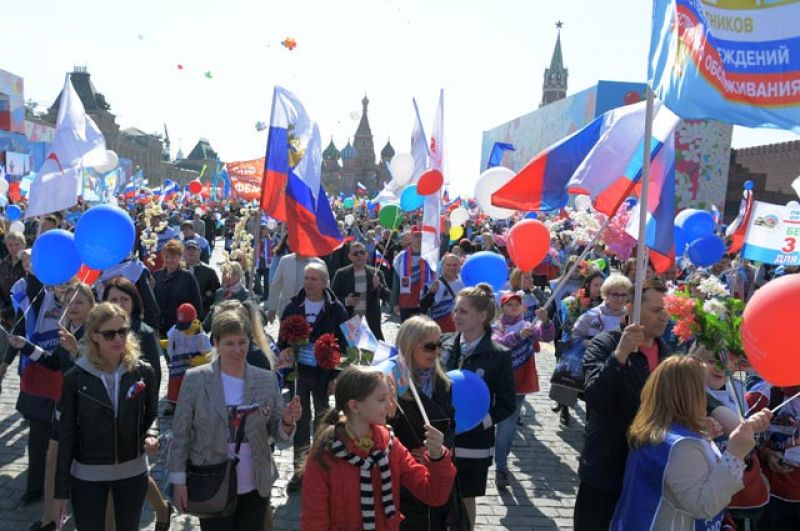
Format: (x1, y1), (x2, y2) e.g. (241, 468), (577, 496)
(441, 284), (516, 529)
(388, 315), (462, 530)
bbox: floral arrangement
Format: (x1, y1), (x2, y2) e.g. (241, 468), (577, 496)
(313, 333), (342, 370)
(601, 204), (637, 261)
(564, 287), (593, 319)
(279, 315), (312, 348)
(222, 205), (256, 273)
(139, 201), (166, 267)
(664, 278), (744, 357)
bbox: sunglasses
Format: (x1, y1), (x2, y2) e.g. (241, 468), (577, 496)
(97, 327), (129, 341)
(422, 340), (444, 352)
(350, 250), (366, 256)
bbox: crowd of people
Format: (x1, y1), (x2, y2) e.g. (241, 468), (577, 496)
(0, 196), (796, 531)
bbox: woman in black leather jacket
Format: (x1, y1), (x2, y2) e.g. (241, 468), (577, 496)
(54, 302), (158, 531)
(388, 315), (461, 531)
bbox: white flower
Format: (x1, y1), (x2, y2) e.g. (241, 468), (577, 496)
(697, 276), (729, 298)
(702, 298), (727, 320)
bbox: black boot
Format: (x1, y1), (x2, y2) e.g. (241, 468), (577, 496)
(551, 402), (562, 413)
(560, 407), (571, 426)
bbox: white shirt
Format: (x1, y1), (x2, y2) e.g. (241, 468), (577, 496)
(221, 372), (256, 495)
(304, 299), (324, 325)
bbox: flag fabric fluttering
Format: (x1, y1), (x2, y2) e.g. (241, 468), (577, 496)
(624, 130), (677, 273)
(421, 90), (443, 272)
(492, 99), (680, 217)
(649, 0), (800, 133)
(487, 142), (515, 169)
(27, 75), (107, 218)
(726, 188), (754, 255)
(259, 86), (342, 256)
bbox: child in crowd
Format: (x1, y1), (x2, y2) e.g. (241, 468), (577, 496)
(163, 303), (211, 415)
(301, 366), (456, 530)
(491, 291), (555, 488)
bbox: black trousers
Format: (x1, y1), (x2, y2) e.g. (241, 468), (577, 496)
(200, 491), (268, 531)
(26, 419), (51, 495)
(293, 366), (331, 470)
(71, 473), (148, 531)
(573, 482), (620, 531)
(759, 497), (800, 531)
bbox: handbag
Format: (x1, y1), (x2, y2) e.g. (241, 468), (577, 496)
(185, 415), (246, 518)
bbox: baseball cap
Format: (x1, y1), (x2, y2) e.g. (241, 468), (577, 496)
(500, 291), (523, 307)
(176, 303), (197, 324)
(184, 239), (201, 250)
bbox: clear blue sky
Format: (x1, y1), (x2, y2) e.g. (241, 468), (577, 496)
(7, 0), (798, 195)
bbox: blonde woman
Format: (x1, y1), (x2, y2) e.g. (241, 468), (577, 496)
(53, 303), (158, 531)
(388, 315), (458, 530)
(610, 356), (771, 530)
(215, 261), (250, 304)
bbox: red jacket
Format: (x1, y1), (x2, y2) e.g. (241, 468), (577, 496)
(301, 424), (456, 530)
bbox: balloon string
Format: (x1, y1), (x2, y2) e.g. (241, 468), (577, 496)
(771, 390), (800, 415)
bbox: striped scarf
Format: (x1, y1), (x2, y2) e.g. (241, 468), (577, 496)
(330, 434), (396, 530)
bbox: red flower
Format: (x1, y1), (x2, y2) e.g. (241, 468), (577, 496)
(313, 333), (342, 370)
(279, 315), (312, 347)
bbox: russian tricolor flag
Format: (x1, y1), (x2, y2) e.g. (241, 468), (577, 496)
(259, 87), (342, 257)
(492, 100), (680, 217)
(356, 182), (367, 195)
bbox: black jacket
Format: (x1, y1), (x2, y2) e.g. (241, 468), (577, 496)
(135, 266), (161, 331)
(331, 264), (390, 341)
(55, 358), (158, 498)
(280, 287), (349, 349)
(389, 376), (456, 530)
(579, 330), (671, 493)
(441, 330), (516, 469)
(153, 268), (203, 336)
(190, 262), (221, 320)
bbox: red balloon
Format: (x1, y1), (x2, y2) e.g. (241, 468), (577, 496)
(417, 169), (444, 196)
(189, 180), (203, 194)
(506, 220), (550, 271)
(742, 274), (800, 387)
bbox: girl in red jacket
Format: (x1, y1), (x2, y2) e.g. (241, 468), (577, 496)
(301, 365), (456, 531)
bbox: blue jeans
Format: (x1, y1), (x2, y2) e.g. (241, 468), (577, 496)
(494, 394), (525, 471)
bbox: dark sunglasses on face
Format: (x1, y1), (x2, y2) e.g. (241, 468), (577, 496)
(422, 340), (444, 352)
(350, 250), (366, 256)
(98, 327), (129, 341)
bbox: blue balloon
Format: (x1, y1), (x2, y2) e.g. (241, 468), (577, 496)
(447, 369), (491, 434)
(675, 209), (715, 242)
(75, 205), (135, 269)
(744, 180), (754, 191)
(460, 251), (508, 291)
(32, 229), (81, 285)
(687, 234), (726, 267)
(525, 211), (538, 220)
(399, 185), (424, 212)
(6, 204), (22, 221)
(674, 225), (687, 256)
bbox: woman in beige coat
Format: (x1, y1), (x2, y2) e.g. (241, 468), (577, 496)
(168, 311), (301, 530)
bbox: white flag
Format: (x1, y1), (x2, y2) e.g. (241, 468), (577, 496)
(26, 74), (106, 218)
(421, 91), (443, 272)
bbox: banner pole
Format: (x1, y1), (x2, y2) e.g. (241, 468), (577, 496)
(633, 86), (655, 325)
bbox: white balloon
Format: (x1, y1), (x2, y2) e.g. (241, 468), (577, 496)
(92, 150), (119, 173)
(574, 194), (592, 211)
(344, 214), (355, 226)
(787, 200), (800, 211)
(449, 207), (470, 226)
(792, 175), (800, 199)
(10, 221), (24, 233)
(474, 167), (515, 220)
(266, 219), (277, 230)
(389, 154), (415, 187)
(0, 178), (8, 194)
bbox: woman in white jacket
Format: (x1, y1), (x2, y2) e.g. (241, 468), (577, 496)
(610, 356), (771, 531)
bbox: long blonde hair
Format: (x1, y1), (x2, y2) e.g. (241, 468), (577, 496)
(628, 356), (708, 449)
(395, 315), (450, 398)
(83, 302), (141, 372)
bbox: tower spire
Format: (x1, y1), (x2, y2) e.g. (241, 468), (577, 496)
(541, 21), (568, 107)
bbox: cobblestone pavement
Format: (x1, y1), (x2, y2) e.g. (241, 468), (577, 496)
(0, 243), (585, 530)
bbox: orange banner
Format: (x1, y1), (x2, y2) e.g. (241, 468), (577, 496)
(226, 158), (264, 201)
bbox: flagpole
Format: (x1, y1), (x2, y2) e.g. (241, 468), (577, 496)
(633, 86), (655, 325)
